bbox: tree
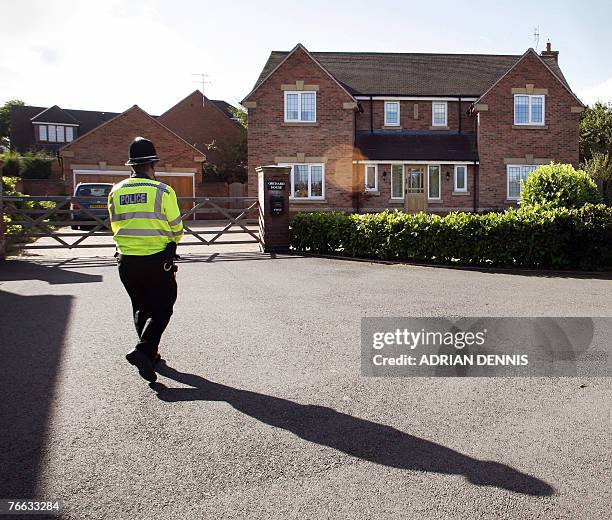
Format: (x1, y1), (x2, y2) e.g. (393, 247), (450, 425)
(202, 106), (247, 183)
(580, 102), (612, 162)
(0, 99), (25, 146)
(583, 152), (612, 204)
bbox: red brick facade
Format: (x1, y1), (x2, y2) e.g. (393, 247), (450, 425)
(59, 106), (205, 195)
(244, 46), (582, 214)
(245, 46), (356, 211)
(476, 52), (582, 210)
(158, 91), (241, 166)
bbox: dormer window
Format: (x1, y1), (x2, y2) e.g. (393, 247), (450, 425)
(514, 95), (544, 125)
(37, 124), (76, 143)
(284, 91), (316, 122)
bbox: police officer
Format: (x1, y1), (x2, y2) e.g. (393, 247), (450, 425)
(108, 137), (183, 383)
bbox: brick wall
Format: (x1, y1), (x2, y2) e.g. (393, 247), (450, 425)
(59, 106), (204, 194)
(245, 46), (356, 212)
(477, 52), (581, 210)
(158, 91), (241, 165)
(357, 100), (476, 132)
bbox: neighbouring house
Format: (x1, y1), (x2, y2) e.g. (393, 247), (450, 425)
(10, 105), (120, 154)
(58, 105), (205, 204)
(158, 90), (242, 165)
(10, 91), (243, 202)
(242, 42), (584, 213)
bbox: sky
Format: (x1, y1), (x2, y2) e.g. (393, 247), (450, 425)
(1, 0), (611, 114)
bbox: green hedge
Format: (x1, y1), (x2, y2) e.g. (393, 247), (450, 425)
(290, 206), (612, 271)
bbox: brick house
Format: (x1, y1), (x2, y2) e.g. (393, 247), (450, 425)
(242, 43), (584, 213)
(10, 91), (242, 200)
(158, 90), (241, 164)
(59, 105), (205, 202)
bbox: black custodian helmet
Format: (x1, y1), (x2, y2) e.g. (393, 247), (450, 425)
(125, 137), (160, 166)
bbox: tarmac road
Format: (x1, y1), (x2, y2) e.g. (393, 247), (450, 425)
(1, 246), (610, 519)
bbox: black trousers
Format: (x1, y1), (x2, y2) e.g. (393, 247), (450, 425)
(118, 251), (177, 360)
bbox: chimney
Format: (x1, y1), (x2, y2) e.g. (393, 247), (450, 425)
(540, 39), (559, 63)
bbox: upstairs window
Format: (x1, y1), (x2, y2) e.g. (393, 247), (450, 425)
(514, 95), (545, 125)
(432, 102), (448, 126)
(37, 124), (76, 143)
(384, 102), (400, 126)
(284, 91), (316, 122)
(454, 165), (467, 192)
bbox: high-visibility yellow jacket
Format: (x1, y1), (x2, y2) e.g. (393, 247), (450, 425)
(108, 176), (184, 256)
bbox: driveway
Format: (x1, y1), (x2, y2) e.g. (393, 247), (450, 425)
(1, 245), (610, 519)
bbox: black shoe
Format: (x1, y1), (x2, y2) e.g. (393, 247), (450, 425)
(126, 349), (157, 383)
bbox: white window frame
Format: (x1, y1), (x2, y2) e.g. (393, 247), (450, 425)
(365, 164), (378, 192)
(38, 125), (47, 141)
(431, 101), (448, 127)
(284, 91), (317, 123)
(427, 165), (441, 200)
(454, 165), (467, 192)
(390, 164), (404, 199)
(513, 94), (545, 125)
(280, 163), (325, 200)
(66, 126), (74, 142)
(56, 125), (65, 143)
(507, 164), (538, 200)
(384, 101), (400, 126)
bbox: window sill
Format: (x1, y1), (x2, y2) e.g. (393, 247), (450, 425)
(388, 199), (404, 203)
(512, 124), (548, 130)
(290, 198), (327, 203)
(429, 125), (450, 130)
(427, 199), (444, 203)
(283, 122), (319, 127)
(364, 190), (380, 195)
(382, 125), (402, 130)
(505, 199), (520, 203)
(452, 191), (470, 196)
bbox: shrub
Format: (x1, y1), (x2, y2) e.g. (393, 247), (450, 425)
(21, 151), (53, 179)
(2, 175), (56, 241)
(520, 163), (601, 209)
(290, 206), (612, 271)
(1, 150), (22, 176)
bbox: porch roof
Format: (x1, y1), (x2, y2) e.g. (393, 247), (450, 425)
(354, 130), (478, 162)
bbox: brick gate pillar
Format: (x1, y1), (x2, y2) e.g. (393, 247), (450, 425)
(257, 165), (291, 253)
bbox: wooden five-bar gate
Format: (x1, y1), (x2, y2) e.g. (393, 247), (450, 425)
(0, 194), (261, 250)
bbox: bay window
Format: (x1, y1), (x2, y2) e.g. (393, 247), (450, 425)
(507, 164), (538, 199)
(281, 163), (325, 199)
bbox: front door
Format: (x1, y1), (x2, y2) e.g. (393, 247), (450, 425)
(404, 166), (427, 213)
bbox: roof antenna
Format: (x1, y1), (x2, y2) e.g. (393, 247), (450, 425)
(192, 73), (212, 106)
(533, 27), (540, 51)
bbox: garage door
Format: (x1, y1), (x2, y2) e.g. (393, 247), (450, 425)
(73, 170), (195, 217)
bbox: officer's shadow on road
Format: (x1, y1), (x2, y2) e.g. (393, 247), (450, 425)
(152, 364), (554, 497)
